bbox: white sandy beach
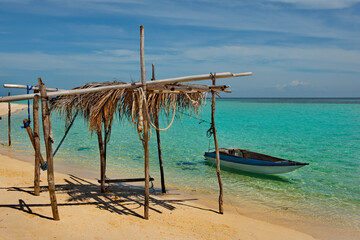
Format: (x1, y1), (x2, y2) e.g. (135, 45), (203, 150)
(0, 151), (320, 240)
(0, 102), (27, 117)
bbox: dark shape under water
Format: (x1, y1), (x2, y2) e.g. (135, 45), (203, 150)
(176, 161), (197, 166)
(77, 147), (91, 151)
(176, 161), (198, 171)
(132, 156), (142, 161)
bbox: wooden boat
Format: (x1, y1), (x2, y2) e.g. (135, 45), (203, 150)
(204, 148), (309, 174)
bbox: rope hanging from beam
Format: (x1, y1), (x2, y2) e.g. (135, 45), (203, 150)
(21, 85), (33, 128)
(140, 88), (177, 132)
(53, 111), (78, 157)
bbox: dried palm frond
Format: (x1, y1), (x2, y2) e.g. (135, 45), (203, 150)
(50, 81), (205, 140)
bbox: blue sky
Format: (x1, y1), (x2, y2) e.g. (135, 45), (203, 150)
(0, 0), (359, 97)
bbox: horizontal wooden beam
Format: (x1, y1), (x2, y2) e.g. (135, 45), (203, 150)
(97, 177), (154, 183)
(150, 90), (201, 94)
(149, 89), (232, 94)
(0, 72), (252, 102)
(3, 84), (61, 92)
(147, 84), (229, 92)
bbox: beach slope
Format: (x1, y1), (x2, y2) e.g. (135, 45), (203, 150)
(0, 102), (26, 116)
(0, 151), (320, 240)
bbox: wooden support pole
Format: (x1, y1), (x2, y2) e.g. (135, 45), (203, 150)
(33, 93), (41, 196)
(211, 74), (224, 214)
(151, 63), (155, 81)
(38, 77), (60, 221)
(140, 26), (146, 91)
(143, 118), (150, 220)
(22, 119), (46, 166)
(141, 25), (150, 220)
(8, 92), (11, 146)
(96, 128), (106, 193)
(152, 63), (166, 194)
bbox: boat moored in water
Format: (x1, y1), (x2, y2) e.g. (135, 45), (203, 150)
(204, 148), (309, 174)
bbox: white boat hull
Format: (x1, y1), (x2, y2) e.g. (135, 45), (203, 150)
(205, 156), (305, 174)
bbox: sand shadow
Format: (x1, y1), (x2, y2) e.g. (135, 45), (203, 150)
(0, 174), (217, 220)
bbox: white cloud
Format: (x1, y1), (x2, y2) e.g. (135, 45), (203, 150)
(182, 45), (360, 72)
(276, 80), (308, 90)
(0, 46), (358, 97)
(1, 44), (359, 79)
(0, 51), (139, 72)
(0, 0), (30, 2)
(97, 49), (138, 57)
(67, 24), (124, 37)
(1, 0), (358, 41)
(267, 0), (360, 9)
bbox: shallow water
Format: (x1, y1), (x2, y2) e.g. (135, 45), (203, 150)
(1, 98), (359, 229)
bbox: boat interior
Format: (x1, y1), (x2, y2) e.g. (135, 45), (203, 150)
(218, 148), (291, 163)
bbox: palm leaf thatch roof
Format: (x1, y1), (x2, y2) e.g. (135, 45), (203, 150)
(50, 81), (206, 136)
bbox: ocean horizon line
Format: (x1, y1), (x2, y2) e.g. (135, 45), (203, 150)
(212, 97), (360, 104)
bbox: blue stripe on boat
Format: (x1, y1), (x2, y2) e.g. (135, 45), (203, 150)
(204, 152), (306, 166)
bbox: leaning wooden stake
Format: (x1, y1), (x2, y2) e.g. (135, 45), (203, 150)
(38, 77), (60, 221)
(22, 118), (46, 166)
(8, 92), (11, 146)
(141, 25), (150, 220)
(152, 63), (166, 194)
(211, 74), (224, 214)
(97, 128), (106, 193)
(33, 93), (41, 196)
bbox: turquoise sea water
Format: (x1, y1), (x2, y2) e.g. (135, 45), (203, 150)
(1, 98), (359, 229)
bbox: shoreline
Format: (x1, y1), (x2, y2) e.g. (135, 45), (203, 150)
(1, 147), (359, 240)
(0, 102), (27, 117)
(0, 150), (319, 240)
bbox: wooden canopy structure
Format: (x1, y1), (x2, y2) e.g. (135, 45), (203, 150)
(0, 26), (252, 220)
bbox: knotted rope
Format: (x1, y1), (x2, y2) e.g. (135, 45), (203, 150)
(134, 87), (177, 143)
(134, 89), (151, 142)
(21, 85), (33, 128)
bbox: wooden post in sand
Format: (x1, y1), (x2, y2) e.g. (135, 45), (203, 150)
(211, 73), (224, 214)
(97, 128), (106, 193)
(8, 92), (11, 146)
(33, 92), (41, 196)
(140, 25), (150, 220)
(38, 77), (60, 221)
(152, 63), (166, 194)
